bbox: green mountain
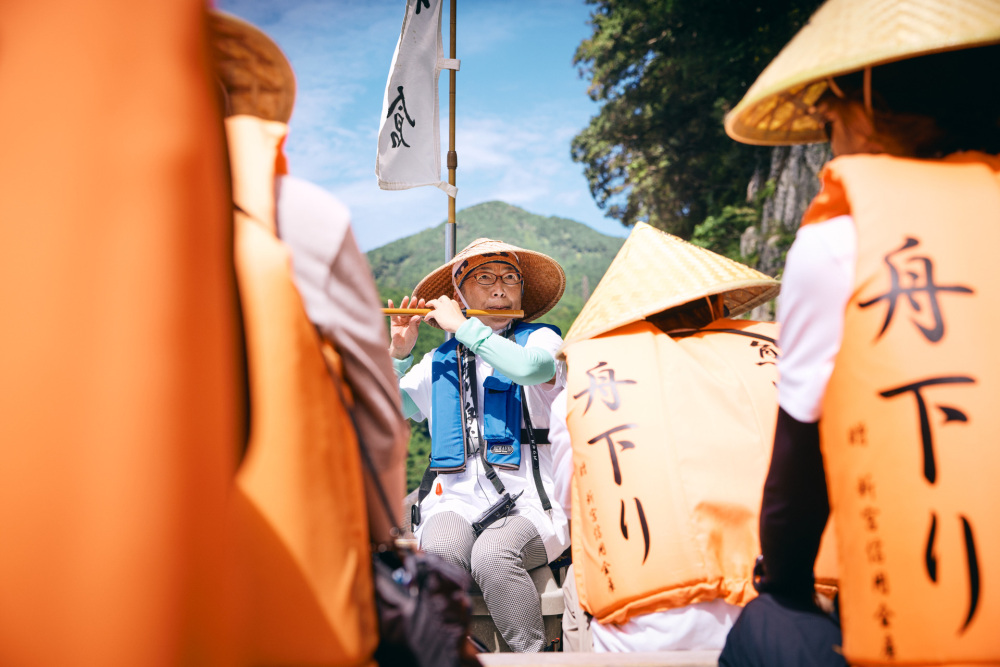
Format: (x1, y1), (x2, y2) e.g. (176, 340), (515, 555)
(366, 200), (626, 490)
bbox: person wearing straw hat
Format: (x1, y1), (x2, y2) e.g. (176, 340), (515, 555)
(549, 222), (799, 653)
(721, 0), (1000, 665)
(388, 238), (571, 652)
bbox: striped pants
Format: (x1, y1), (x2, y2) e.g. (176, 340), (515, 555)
(420, 511), (548, 652)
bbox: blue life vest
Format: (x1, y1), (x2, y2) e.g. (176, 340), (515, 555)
(430, 322), (560, 471)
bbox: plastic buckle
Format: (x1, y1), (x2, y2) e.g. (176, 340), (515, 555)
(752, 554), (767, 592)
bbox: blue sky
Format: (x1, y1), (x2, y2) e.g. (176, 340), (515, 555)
(215, 0), (629, 251)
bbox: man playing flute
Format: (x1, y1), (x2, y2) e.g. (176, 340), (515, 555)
(387, 237), (571, 653)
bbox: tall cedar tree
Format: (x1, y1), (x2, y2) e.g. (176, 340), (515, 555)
(573, 0), (823, 238)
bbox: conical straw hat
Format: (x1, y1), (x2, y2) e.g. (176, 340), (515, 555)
(560, 223), (779, 350)
(209, 11), (297, 123)
(725, 0), (1000, 146)
(412, 238), (566, 329)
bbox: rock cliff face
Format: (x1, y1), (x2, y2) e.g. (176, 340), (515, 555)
(742, 143), (832, 320)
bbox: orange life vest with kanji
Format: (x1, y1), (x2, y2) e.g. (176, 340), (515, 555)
(228, 116), (377, 666)
(804, 153), (1000, 665)
(563, 319), (783, 624)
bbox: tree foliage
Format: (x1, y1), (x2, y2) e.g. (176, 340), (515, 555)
(690, 176), (775, 264)
(572, 0), (823, 238)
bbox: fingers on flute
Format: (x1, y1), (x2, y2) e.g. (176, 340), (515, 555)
(411, 297), (425, 327)
(387, 297), (404, 325)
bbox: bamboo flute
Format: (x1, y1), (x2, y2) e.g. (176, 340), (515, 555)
(382, 308), (523, 318)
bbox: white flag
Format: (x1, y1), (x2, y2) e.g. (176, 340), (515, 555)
(376, 0), (458, 197)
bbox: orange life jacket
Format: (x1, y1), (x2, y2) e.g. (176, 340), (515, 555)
(228, 116), (377, 666)
(803, 153), (1000, 665)
(563, 319), (783, 624)
(0, 3), (241, 664)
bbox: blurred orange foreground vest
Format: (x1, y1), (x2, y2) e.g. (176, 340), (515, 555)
(227, 116), (377, 666)
(563, 319), (783, 624)
(804, 153), (1000, 665)
(0, 2), (242, 664)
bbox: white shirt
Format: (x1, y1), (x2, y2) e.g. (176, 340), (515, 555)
(777, 215), (856, 422)
(400, 325), (571, 561)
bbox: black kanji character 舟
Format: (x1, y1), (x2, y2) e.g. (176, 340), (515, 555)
(573, 362), (637, 414)
(859, 237), (973, 343)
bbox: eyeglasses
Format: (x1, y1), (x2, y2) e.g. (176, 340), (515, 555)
(470, 271), (522, 286)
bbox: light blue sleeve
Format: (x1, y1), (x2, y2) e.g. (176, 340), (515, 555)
(391, 355), (421, 420)
(455, 319), (557, 385)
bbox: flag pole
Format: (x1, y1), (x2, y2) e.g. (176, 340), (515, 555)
(445, 0), (457, 264)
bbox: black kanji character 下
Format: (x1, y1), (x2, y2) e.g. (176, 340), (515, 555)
(587, 424), (637, 485)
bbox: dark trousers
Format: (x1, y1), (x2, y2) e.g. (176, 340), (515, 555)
(719, 593), (847, 667)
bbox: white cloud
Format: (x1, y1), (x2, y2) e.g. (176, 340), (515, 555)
(333, 177), (451, 251)
(216, 0), (627, 251)
(315, 99), (625, 251)
(452, 111), (585, 209)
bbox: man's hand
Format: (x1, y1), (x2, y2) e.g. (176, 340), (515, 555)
(388, 295), (424, 359)
(425, 295), (468, 333)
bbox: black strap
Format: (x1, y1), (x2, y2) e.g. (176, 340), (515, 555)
(671, 326), (778, 346)
(504, 326), (553, 512)
(703, 327), (778, 345)
(412, 465), (437, 526)
(522, 395), (552, 512)
(457, 346), (477, 459)
(462, 342), (508, 498)
(228, 203), (253, 465)
(416, 465), (437, 503)
(521, 428), (548, 444)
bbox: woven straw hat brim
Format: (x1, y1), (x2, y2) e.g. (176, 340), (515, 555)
(559, 223), (779, 353)
(725, 0), (1000, 146)
(412, 238), (566, 330)
(209, 11), (296, 123)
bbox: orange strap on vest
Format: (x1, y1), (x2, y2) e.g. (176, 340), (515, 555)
(228, 116), (377, 666)
(813, 153), (1000, 665)
(564, 320), (782, 624)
